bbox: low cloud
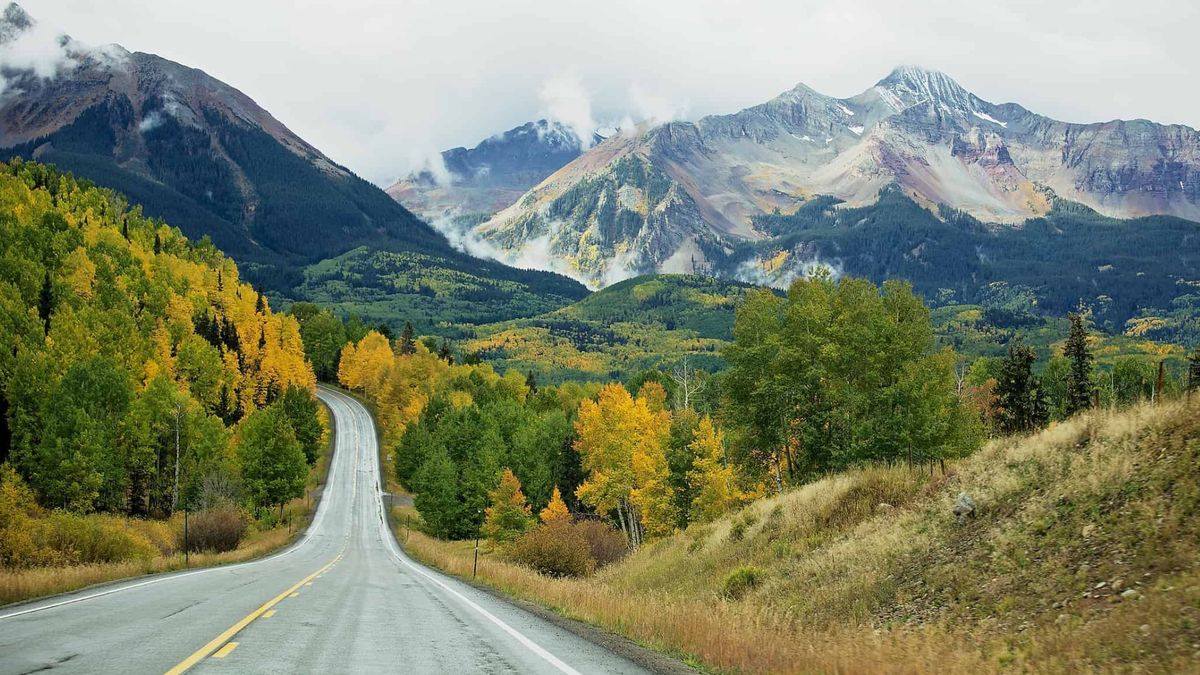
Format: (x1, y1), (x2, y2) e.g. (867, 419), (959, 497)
(538, 74), (599, 150)
(0, 11), (77, 96)
(734, 251), (843, 289)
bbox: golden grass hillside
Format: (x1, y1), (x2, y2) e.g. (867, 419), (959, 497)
(404, 396), (1200, 673)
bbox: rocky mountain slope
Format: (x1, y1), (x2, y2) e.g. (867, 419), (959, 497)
(0, 3), (587, 324)
(471, 66), (1200, 287)
(386, 119), (594, 226)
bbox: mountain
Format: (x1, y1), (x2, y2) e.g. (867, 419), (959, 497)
(470, 66), (1200, 288)
(0, 4), (588, 324)
(386, 119), (594, 226)
(0, 4), (447, 270)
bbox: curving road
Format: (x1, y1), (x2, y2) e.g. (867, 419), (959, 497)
(0, 387), (654, 674)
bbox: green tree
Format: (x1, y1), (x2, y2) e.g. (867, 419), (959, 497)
(278, 385), (323, 465)
(413, 444), (460, 539)
(995, 340), (1046, 434)
(236, 405), (307, 512)
(22, 356), (132, 512)
(294, 307), (347, 382)
(1063, 313), (1094, 416)
(37, 271), (53, 337)
(1188, 347), (1200, 392)
(722, 274), (978, 487)
(398, 321), (416, 355)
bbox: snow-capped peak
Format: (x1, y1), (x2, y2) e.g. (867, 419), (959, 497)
(875, 65), (977, 113)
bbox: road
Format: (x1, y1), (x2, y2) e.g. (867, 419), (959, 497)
(0, 387), (654, 674)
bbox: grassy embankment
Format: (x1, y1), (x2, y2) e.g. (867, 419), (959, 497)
(0, 406), (336, 607)
(403, 397), (1200, 673)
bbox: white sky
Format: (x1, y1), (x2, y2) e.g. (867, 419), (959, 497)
(21, 0), (1200, 186)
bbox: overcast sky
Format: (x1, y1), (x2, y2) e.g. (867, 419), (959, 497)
(21, 0), (1200, 186)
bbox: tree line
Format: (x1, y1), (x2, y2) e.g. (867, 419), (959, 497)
(0, 160), (322, 523)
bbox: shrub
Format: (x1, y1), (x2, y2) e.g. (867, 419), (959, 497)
(721, 565), (764, 600)
(508, 521), (595, 577)
(182, 502), (247, 553)
(728, 510), (758, 542)
(574, 520), (628, 568)
(0, 466), (59, 567)
(41, 513), (157, 564)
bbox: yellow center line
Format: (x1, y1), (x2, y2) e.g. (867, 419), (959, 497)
(212, 643), (238, 658)
(163, 553), (342, 675)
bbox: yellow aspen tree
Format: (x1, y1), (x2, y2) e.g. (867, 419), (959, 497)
(539, 487), (571, 524)
(483, 468), (534, 543)
(687, 416), (755, 522)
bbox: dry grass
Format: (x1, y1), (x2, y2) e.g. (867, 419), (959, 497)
(403, 397), (1200, 674)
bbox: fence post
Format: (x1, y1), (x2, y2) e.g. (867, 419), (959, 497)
(184, 509), (189, 566)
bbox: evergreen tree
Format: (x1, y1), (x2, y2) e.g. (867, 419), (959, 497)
(153, 231), (161, 254)
(1188, 347), (1200, 393)
(121, 217), (129, 240)
(398, 321), (416, 355)
(995, 339), (1045, 434)
(524, 371), (538, 395)
(437, 340), (453, 364)
(37, 271), (52, 337)
(1063, 313), (1094, 416)
(255, 291), (265, 315)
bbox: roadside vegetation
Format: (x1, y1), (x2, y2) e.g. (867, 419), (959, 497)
(405, 396), (1200, 673)
(0, 161), (327, 604)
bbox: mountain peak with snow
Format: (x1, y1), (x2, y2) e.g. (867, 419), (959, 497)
(873, 64), (977, 113)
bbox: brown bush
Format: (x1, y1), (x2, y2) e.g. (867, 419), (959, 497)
(507, 520), (595, 577)
(573, 520), (628, 569)
(181, 502), (247, 553)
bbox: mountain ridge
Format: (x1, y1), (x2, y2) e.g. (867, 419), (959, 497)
(463, 65), (1199, 288)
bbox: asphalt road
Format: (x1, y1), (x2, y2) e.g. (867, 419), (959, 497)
(0, 387), (653, 674)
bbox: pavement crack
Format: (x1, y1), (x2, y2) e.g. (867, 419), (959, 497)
(160, 600), (202, 620)
(18, 653), (77, 674)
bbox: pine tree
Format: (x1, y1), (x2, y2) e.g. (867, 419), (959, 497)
(153, 231), (161, 254)
(255, 291), (265, 315)
(996, 339), (1044, 434)
(525, 371), (538, 395)
(121, 217), (129, 240)
(1188, 347), (1200, 392)
(398, 321), (415, 355)
(37, 271), (53, 336)
(1063, 313), (1094, 416)
(437, 340), (453, 364)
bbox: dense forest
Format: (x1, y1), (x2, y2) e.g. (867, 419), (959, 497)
(0, 160), (323, 562)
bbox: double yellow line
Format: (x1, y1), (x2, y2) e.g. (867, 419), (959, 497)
(164, 553), (342, 674)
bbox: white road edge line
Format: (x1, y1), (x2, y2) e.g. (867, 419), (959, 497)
(0, 385), (349, 621)
(329, 388), (584, 675)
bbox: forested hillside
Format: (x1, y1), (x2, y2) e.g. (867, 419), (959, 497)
(0, 160), (324, 582)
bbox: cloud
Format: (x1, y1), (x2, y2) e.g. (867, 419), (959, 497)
(0, 12), (77, 95)
(538, 74), (598, 150)
(627, 83), (688, 125)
